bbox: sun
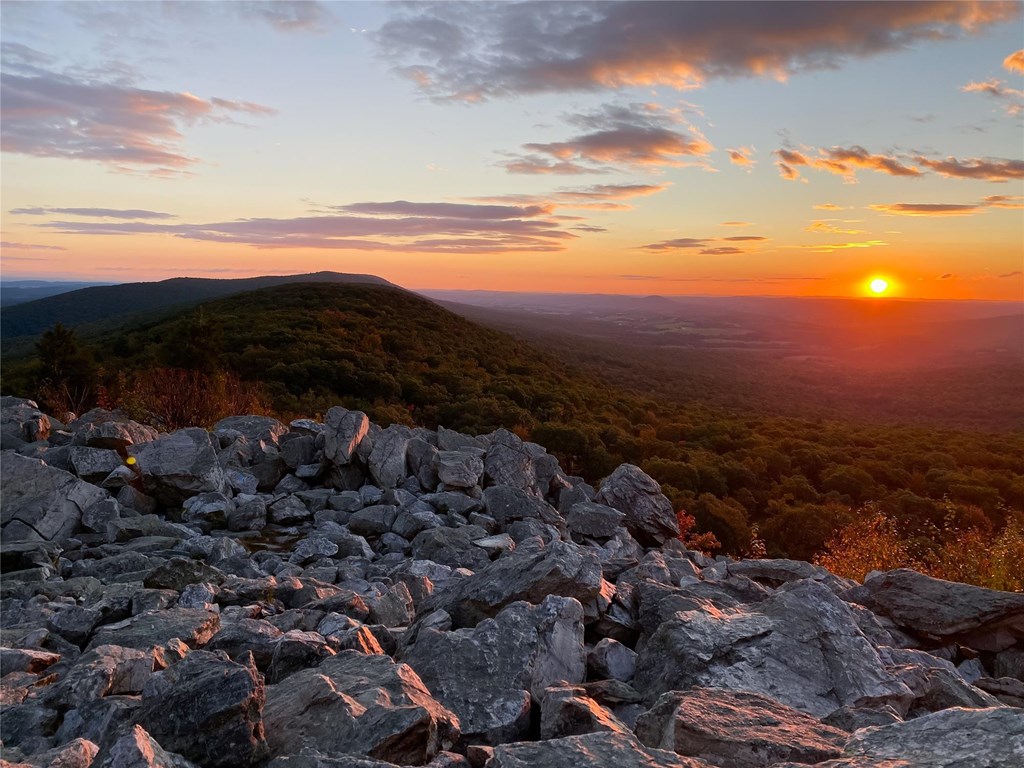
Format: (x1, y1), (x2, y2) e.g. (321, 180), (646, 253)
(869, 277), (889, 295)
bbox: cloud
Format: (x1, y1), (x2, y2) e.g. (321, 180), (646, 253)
(773, 145), (922, 182)
(795, 240), (889, 252)
(813, 203), (848, 210)
(727, 146), (756, 168)
(982, 195), (1024, 209)
(914, 155), (1024, 181)
(939, 273), (956, 279)
(465, 182), (671, 213)
(33, 199), (578, 254)
(700, 246), (745, 255)
(503, 103), (712, 174)
(804, 220), (867, 234)
(870, 195), (1024, 217)
(375, 1), (1018, 101)
(0, 47), (275, 175)
(721, 221), (754, 227)
(236, 1), (334, 33)
(9, 207), (176, 219)
(869, 202), (981, 216)
(960, 78), (1024, 115)
(640, 234), (767, 252)
(0, 241), (67, 251)
(1000, 270), (1023, 278)
(1005, 49), (1024, 73)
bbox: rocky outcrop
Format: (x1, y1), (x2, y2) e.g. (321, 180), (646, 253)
(1, 403), (1019, 768)
(845, 568), (1024, 651)
(634, 688), (847, 767)
(1, 453), (108, 542)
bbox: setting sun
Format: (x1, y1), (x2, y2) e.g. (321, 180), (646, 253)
(869, 278), (890, 295)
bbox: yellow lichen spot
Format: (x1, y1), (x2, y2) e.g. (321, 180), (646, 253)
(126, 456), (137, 466)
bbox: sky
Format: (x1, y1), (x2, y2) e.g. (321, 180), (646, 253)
(1, 0), (1023, 299)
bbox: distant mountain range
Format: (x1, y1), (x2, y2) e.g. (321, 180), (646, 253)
(1, 280), (114, 307)
(0, 272), (394, 340)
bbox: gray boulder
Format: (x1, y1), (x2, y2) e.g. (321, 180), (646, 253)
(69, 446), (123, 484)
(634, 687), (847, 768)
(262, 650), (459, 764)
(566, 501), (625, 540)
(595, 464), (679, 546)
(539, 684), (631, 740)
(137, 649), (267, 767)
(70, 409), (158, 450)
(87, 608), (220, 652)
(846, 569), (1024, 652)
(367, 426), (411, 490)
(213, 415), (288, 447)
(96, 725), (198, 768)
(588, 638), (636, 682)
(1, 396), (51, 446)
(486, 732), (710, 768)
(843, 706), (1024, 767)
(633, 579), (912, 718)
(128, 428), (226, 506)
(1, 452), (108, 542)
(434, 450), (484, 489)
(323, 407), (369, 465)
(402, 596), (586, 744)
(420, 537), (602, 629)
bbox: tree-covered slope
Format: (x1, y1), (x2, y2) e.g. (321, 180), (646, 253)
(0, 271), (393, 340)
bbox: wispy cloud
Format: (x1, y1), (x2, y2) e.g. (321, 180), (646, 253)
(913, 155), (1024, 181)
(870, 196), (1024, 217)
(237, 1), (334, 33)
(773, 145), (921, 182)
(721, 221), (754, 227)
(10, 207), (176, 219)
(794, 240), (889, 253)
(0, 241), (67, 251)
(640, 234), (768, 253)
(502, 103), (712, 174)
(813, 203), (848, 210)
(33, 199), (578, 254)
(804, 220), (866, 235)
(0, 45), (275, 175)
(960, 78), (1024, 115)
(727, 146), (756, 168)
(466, 182), (671, 213)
(375, 1), (1018, 101)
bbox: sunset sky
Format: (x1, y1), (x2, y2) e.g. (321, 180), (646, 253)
(1, 1), (1022, 299)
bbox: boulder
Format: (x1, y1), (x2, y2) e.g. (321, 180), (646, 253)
(726, 559), (855, 594)
(633, 580), (912, 718)
(69, 409), (158, 450)
(483, 431), (535, 491)
(594, 464), (679, 546)
(485, 732), (709, 768)
(262, 650), (459, 764)
(634, 687), (847, 768)
(419, 538), (603, 629)
(566, 501), (625, 540)
(137, 650), (267, 767)
(96, 725), (198, 768)
(434, 451), (484, 490)
(213, 415), (288, 447)
(128, 428), (226, 506)
(539, 684), (632, 740)
(87, 609), (220, 653)
(367, 426), (411, 490)
(69, 446), (124, 485)
(846, 569), (1024, 652)
(843, 706), (1024, 767)
(50, 644), (154, 708)
(410, 527), (491, 570)
(1, 453), (108, 543)
(1, 397), (51, 446)
(587, 638), (636, 682)
(323, 407), (369, 465)
(402, 596), (586, 744)
(16, 738), (99, 768)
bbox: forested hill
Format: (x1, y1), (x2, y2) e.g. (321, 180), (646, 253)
(3, 280), (1022, 576)
(0, 271), (393, 340)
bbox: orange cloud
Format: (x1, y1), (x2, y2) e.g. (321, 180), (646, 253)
(813, 203), (848, 210)
(804, 221), (867, 235)
(641, 234), (767, 252)
(915, 156), (1024, 181)
(1004, 49), (1024, 73)
(796, 240), (888, 252)
(721, 221), (754, 227)
(961, 78), (1024, 115)
(982, 195), (1024, 209)
(773, 145), (921, 182)
(377, 2), (1019, 100)
(727, 146), (755, 167)
(1, 49), (275, 175)
(869, 203), (981, 217)
(504, 103), (713, 174)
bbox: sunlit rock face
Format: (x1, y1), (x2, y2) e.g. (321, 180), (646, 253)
(2, 398), (1022, 768)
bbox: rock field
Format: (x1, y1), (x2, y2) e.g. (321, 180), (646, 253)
(1, 396), (1023, 768)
